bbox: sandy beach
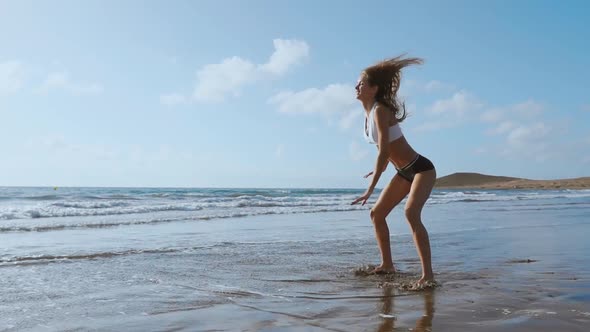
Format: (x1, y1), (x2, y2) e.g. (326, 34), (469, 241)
(1, 187), (589, 331)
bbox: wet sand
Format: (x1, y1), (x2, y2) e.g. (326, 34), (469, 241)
(2, 191), (590, 331)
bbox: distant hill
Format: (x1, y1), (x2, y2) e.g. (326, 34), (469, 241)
(435, 172), (590, 189)
(435, 172), (523, 187)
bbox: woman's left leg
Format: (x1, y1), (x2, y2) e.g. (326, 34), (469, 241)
(404, 169), (436, 284)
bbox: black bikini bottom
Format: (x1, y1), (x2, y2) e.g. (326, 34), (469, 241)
(395, 154), (435, 182)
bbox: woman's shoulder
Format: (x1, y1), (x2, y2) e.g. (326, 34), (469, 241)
(374, 102), (398, 124)
(374, 101), (393, 113)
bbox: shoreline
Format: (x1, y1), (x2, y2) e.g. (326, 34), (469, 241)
(436, 180), (590, 190)
(435, 174), (590, 190)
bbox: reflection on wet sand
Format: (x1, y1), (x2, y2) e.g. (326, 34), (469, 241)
(377, 286), (395, 332)
(377, 286), (435, 332)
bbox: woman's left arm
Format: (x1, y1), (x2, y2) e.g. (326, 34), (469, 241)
(352, 105), (391, 205)
(367, 105), (391, 191)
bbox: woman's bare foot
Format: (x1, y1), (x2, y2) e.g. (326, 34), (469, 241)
(409, 275), (437, 290)
(369, 264), (396, 275)
(417, 275), (434, 284)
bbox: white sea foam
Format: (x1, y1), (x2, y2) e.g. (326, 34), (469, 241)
(1, 187), (588, 232)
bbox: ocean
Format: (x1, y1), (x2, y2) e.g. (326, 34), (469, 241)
(1, 187), (590, 331)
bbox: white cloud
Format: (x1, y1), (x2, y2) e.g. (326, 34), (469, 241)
(339, 110), (362, 130)
(160, 93), (187, 106)
(487, 121), (515, 135)
(193, 56), (257, 102)
(489, 122), (555, 162)
(268, 84), (356, 115)
(506, 122), (551, 148)
(480, 100), (544, 123)
(38, 71), (103, 96)
(480, 108), (504, 123)
(479, 100), (555, 160)
(397, 79), (414, 97)
(478, 100), (573, 162)
(268, 84), (362, 130)
(349, 141), (368, 161)
(190, 38), (309, 103)
(409, 85), (565, 163)
(414, 89), (548, 145)
(408, 90), (483, 132)
(395, 79), (580, 165)
(512, 100), (544, 117)
(258, 39), (309, 76)
(427, 90), (483, 116)
(0, 60), (25, 95)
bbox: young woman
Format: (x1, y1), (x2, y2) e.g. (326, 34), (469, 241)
(351, 55), (436, 286)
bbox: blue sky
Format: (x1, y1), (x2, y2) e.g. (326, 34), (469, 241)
(1, 0), (589, 188)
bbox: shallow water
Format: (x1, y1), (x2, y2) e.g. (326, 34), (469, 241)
(1, 187), (589, 331)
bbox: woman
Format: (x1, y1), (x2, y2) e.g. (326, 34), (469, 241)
(351, 55), (436, 286)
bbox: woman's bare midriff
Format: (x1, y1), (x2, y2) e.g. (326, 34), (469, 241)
(385, 136), (418, 169)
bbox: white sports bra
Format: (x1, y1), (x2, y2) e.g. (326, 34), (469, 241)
(363, 102), (403, 145)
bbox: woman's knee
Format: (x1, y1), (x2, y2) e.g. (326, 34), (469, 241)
(370, 207), (388, 224)
(404, 206), (422, 225)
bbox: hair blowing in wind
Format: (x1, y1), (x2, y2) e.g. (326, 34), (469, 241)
(363, 55), (423, 122)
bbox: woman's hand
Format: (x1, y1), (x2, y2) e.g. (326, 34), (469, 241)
(351, 188), (374, 206)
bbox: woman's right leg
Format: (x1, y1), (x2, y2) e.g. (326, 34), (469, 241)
(370, 174), (411, 273)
